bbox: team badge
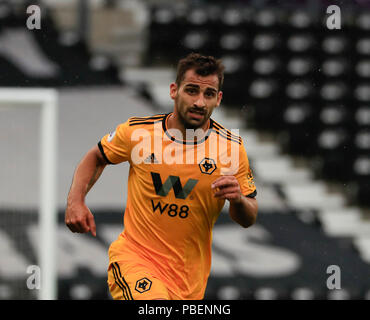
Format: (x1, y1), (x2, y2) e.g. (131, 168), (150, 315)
(135, 277), (152, 293)
(247, 168), (255, 188)
(107, 130), (116, 142)
(199, 157), (217, 175)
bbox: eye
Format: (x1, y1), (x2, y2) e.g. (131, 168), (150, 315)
(186, 88), (198, 95)
(205, 91), (216, 98)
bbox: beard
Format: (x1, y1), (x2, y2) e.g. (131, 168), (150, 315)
(177, 105), (210, 130)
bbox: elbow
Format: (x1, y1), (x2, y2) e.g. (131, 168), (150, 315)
(240, 214), (257, 228)
(232, 210), (258, 228)
(240, 205), (258, 228)
(241, 203), (258, 228)
(230, 197), (258, 228)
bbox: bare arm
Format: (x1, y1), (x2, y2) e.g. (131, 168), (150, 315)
(212, 176), (258, 228)
(228, 196), (258, 228)
(65, 145), (108, 236)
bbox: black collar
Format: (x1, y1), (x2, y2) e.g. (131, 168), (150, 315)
(162, 112), (214, 145)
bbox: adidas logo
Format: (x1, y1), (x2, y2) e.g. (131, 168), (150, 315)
(144, 153), (159, 164)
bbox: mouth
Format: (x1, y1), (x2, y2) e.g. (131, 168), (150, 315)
(187, 108), (206, 120)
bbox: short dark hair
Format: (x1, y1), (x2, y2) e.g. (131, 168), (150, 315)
(175, 53), (225, 91)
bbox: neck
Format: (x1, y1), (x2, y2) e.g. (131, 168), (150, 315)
(167, 112), (210, 140)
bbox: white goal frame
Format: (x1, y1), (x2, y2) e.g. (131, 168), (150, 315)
(0, 88), (58, 300)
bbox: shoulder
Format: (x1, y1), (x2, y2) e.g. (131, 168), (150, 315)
(211, 118), (243, 145)
(115, 113), (167, 138)
(127, 113), (167, 127)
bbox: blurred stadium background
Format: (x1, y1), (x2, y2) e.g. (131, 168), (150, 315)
(1, 0), (370, 300)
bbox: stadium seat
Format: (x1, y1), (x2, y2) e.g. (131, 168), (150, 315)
(253, 55), (282, 77)
(321, 58), (349, 78)
(147, 5), (183, 63)
(319, 82), (350, 103)
(286, 33), (317, 55)
(247, 78), (283, 130)
(252, 32), (282, 55)
(315, 128), (354, 181)
(356, 37), (370, 56)
(285, 79), (315, 101)
(355, 12), (370, 33)
(287, 10), (314, 30)
(280, 103), (318, 155)
(218, 32), (249, 55)
(286, 56), (316, 78)
(354, 83), (370, 102)
(321, 35), (350, 56)
(221, 54), (250, 106)
(355, 59), (370, 79)
(219, 6), (248, 30)
(253, 8), (280, 29)
(355, 106), (370, 129)
(181, 29), (216, 56)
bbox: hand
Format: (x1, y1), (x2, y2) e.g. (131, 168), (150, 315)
(65, 201), (96, 237)
(211, 175), (242, 204)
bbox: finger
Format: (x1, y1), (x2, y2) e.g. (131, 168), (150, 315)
(87, 214), (97, 237)
(221, 192), (241, 201)
(66, 223), (78, 233)
(65, 216), (77, 232)
(212, 177), (238, 190)
(214, 186), (237, 195)
(67, 222), (85, 233)
(66, 216), (89, 234)
(76, 218), (90, 233)
(65, 214), (76, 233)
(213, 175), (237, 185)
(214, 186), (239, 197)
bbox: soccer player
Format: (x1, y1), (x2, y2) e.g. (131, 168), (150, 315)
(65, 53), (258, 300)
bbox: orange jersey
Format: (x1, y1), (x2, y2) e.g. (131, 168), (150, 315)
(99, 113), (256, 299)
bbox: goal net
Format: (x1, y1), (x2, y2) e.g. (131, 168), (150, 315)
(0, 88), (58, 300)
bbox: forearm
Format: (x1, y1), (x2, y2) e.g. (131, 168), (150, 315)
(229, 196), (258, 228)
(67, 147), (107, 204)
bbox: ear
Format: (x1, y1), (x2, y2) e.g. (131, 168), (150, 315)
(216, 91), (223, 107)
(170, 82), (178, 100)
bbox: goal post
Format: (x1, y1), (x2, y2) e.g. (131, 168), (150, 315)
(0, 88), (58, 300)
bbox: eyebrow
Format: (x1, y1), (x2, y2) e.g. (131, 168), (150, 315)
(184, 84), (218, 93)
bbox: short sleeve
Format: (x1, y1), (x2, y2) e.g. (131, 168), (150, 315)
(235, 140), (257, 198)
(98, 121), (131, 164)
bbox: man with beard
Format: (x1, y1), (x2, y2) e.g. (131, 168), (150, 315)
(65, 53), (258, 300)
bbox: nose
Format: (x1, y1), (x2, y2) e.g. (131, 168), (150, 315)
(194, 94), (206, 108)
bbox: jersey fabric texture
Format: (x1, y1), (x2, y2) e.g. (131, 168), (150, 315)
(99, 113), (257, 300)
